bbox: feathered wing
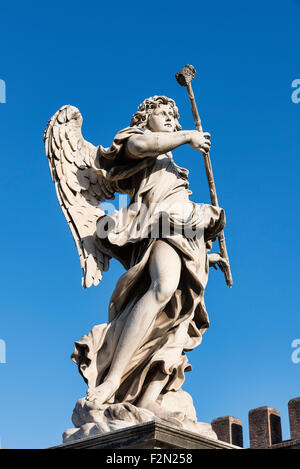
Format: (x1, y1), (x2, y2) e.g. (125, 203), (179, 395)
(44, 105), (115, 288)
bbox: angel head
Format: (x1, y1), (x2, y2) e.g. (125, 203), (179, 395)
(130, 96), (182, 133)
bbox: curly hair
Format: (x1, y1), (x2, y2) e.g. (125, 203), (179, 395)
(130, 95), (182, 131)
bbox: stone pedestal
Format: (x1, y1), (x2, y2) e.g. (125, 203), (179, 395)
(50, 421), (240, 450)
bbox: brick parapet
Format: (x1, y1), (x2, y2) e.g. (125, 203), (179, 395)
(211, 396), (300, 449)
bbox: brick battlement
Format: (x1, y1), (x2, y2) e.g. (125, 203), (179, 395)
(211, 397), (300, 449)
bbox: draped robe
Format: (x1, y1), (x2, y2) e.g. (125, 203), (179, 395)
(71, 127), (225, 405)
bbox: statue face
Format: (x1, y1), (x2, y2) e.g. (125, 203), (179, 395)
(147, 104), (176, 132)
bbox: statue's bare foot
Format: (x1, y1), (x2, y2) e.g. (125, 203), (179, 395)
(86, 379), (119, 405)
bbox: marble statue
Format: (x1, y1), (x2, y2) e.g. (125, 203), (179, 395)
(44, 74), (230, 442)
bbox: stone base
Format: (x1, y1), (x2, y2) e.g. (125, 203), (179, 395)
(63, 400), (218, 443)
(51, 421), (240, 449)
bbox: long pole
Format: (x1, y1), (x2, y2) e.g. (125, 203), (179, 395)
(186, 82), (233, 288)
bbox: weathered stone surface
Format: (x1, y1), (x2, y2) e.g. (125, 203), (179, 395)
(269, 439), (300, 450)
(249, 406), (282, 448)
(64, 399), (217, 444)
(211, 415), (243, 447)
(288, 397), (300, 440)
(53, 421), (240, 450)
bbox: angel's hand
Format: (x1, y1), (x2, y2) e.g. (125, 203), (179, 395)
(188, 131), (211, 155)
(208, 252), (229, 272)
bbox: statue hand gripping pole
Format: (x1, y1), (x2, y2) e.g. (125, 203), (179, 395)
(176, 65), (233, 287)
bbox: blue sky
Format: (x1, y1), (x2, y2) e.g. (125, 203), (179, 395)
(0, 0), (299, 449)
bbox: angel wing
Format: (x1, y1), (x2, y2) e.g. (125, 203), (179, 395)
(44, 105), (115, 288)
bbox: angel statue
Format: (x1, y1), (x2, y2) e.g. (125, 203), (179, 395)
(44, 94), (228, 442)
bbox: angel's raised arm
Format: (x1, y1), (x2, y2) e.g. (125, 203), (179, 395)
(125, 130), (192, 159)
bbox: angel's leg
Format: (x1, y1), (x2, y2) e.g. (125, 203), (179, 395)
(87, 240), (181, 404)
(136, 369), (185, 421)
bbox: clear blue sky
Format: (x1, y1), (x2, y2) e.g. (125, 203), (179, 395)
(0, 0), (299, 449)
